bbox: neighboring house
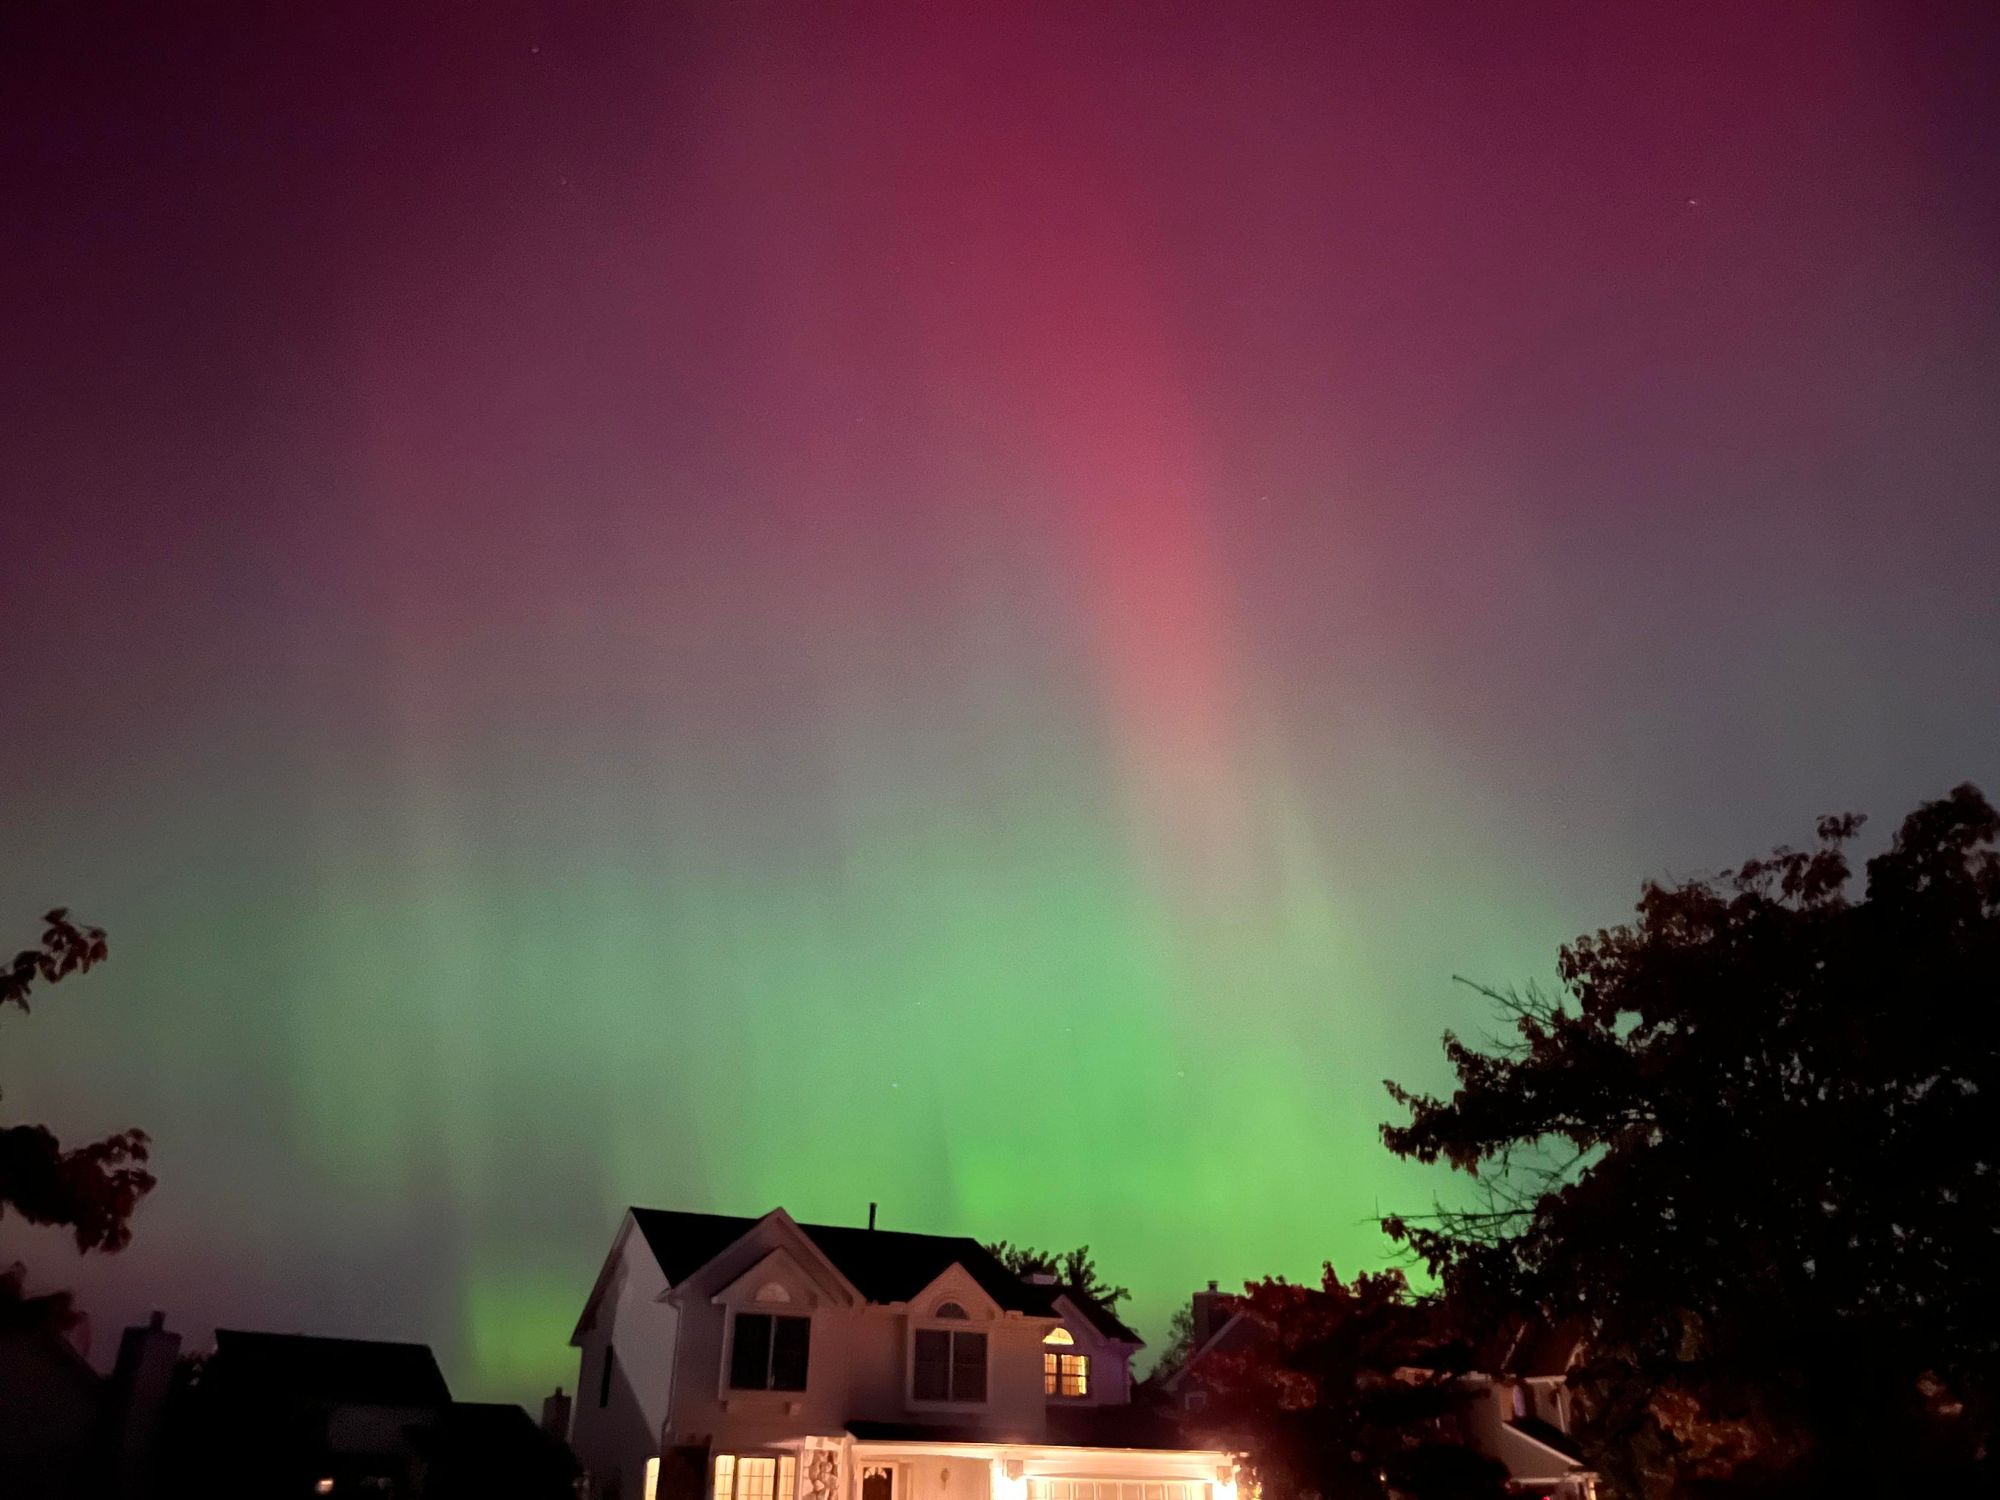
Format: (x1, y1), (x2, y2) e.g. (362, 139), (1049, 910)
(568, 1207), (1241, 1500)
(178, 1329), (455, 1496)
(413, 1400), (583, 1500)
(1447, 1320), (1595, 1500)
(1157, 1287), (1595, 1500)
(170, 1327), (574, 1499)
(0, 1305), (182, 1500)
(0, 1310), (103, 1499)
(1155, 1284), (1254, 1416)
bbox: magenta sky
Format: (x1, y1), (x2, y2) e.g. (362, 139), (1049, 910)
(4, 2), (1998, 1403)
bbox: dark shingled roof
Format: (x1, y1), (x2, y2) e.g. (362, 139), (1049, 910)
(1059, 1286), (1144, 1347)
(209, 1329), (451, 1408)
(1045, 1404), (1193, 1450)
(629, 1208), (1057, 1317)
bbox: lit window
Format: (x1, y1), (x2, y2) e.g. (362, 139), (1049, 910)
(912, 1328), (987, 1402)
(315, 1483), (335, 1496)
(645, 1458), (662, 1500)
(729, 1313), (811, 1391)
(714, 1456), (797, 1500)
(1043, 1327), (1075, 1345)
(738, 1459), (777, 1500)
(1043, 1351), (1090, 1397)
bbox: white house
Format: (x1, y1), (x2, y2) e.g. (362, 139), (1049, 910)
(568, 1207), (1240, 1500)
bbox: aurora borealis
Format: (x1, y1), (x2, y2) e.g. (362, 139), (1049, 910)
(3, 1), (1998, 1404)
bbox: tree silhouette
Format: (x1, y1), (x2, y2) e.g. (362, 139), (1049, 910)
(1, 909), (154, 1326)
(986, 1241), (1132, 1311)
(1382, 785), (2000, 1496)
(1186, 1266), (1508, 1500)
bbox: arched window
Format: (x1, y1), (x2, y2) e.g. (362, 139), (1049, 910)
(934, 1301), (969, 1320)
(1043, 1327), (1074, 1345)
(755, 1282), (792, 1304)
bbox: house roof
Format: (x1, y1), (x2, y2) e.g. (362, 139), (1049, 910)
(209, 1329), (452, 1407)
(628, 1208), (1101, 1323)
(1045, 1404), (1192, 1451)
(1507, 1414), (1585, 1464)
(1465, 1315), (1587, 1378)
(1058, 1287), (1144, 1347)
(1161, 1307), (1268, 1391)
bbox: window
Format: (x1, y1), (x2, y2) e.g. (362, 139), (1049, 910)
(730, 1312), (811, 1391)
(715, 1456), (797, 1500)
(912, 1327), (987, 1402)
(599, 1344), (615, 1408)
(1043, 1327), (1074, 1345)
(1044, 1351), (1090, 1397)
(935, 1301), (969, 1319)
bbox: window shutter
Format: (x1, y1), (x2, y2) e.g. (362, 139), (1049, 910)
(772, 1315), (811, 1391)
(731, 1313), (773, 1389)
(913, 1329), (951, 1401)
(953, 1331), (987, 1402)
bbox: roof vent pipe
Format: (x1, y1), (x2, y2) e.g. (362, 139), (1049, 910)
(868, 1202), (877, 1231)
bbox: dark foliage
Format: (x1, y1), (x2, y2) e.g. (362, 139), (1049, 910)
(0, 910), (154, 1325)
(1150, 1302), (1199, 1381)
(987, 1241), (1132, 1310)
(1382, 785), (2000, 1496)
(1186, 1266), (1507, 1500)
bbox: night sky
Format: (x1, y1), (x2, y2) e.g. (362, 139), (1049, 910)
(4, 2), (1998, 1404)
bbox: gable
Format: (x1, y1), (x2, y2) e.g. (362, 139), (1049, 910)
(906, 1262), (1011, 1321)
(712, 1246), (835, 1310)
(571, 1212), (641, 1345)
(668, 1209), (861, 1309)
(1052, 1290), (1143, 1348)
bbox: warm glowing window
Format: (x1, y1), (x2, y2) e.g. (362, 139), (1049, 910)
(1043, 1350), (1090, 1397)
(739, 1460), (776, 1500)
(645, 1458), (662, 1500)
(715, 1456), (796, 1500)
(1028, 1485), (1207, 1500)
(1043, 1327), (1074, 1345)
(729, 1312), (811, 1390)
(912, 1327), (987, 1402)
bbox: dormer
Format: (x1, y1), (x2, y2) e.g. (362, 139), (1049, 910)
(1039, 1290), (1143, 1406)
(904, 1265), (1009, 1411)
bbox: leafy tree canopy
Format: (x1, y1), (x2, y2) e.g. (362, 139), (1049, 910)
(1383, 785), (2000, 1496)
(1189, 1266), (1508, 1500)
(986, 1241), (1131, 1311)
(1, 910), (154, 1326)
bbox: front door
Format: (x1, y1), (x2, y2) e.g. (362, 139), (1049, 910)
(862, 1464), (896, 1500)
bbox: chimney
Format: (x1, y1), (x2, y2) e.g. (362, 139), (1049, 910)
(541, 1387), (573, 1441)
(867, 1202), (877, 1231)
(106, 1310), (181, 1500)
(1191, 1282), (1230, 1348)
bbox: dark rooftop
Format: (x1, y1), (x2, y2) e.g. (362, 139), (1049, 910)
(209, 1329), (451, 1408)
(629, 1208), (1127, 1330)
